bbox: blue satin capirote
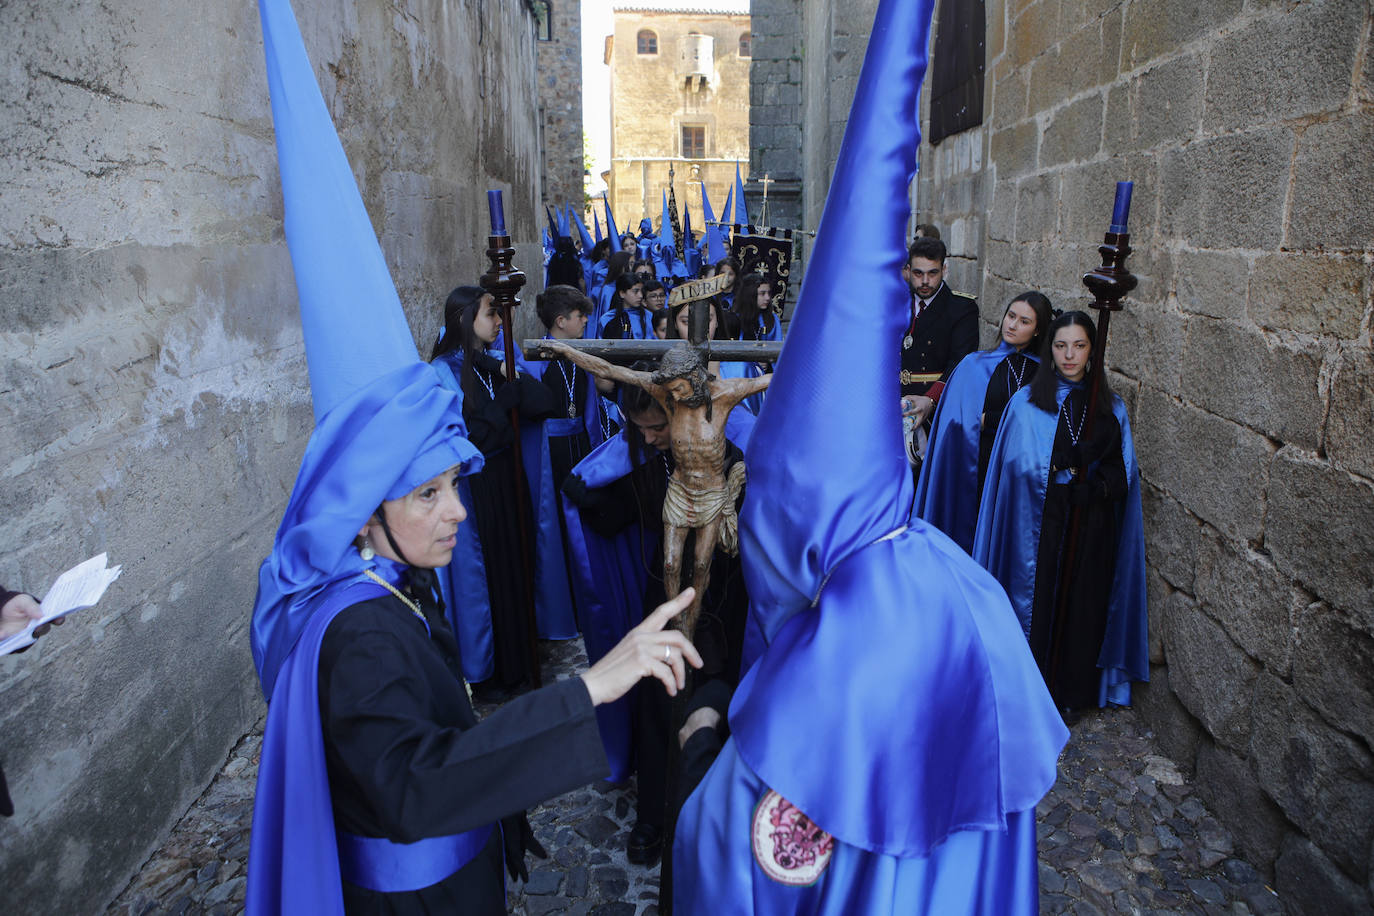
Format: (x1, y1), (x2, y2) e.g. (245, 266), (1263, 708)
(336, 825), (493, 894)
(973, 383), (1149, 706)
(674, 740), (1041, 916)
(913, 341), (1024, 553)
(250, 0), (484, 701)
(677, 0), (1068, 904)
(249, 581), (382, 915)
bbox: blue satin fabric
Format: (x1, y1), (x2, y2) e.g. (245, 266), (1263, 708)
(973, 383), (1149, 706)
(733, 162), (750, 227)
(251, 363), (483, 699)
(258, 0), (416, 423)
(696, 0), (1066, 878)
(600, 307), (655, 340)
(913, 342), (1023, 553)
(337, 825), (493, 894)
(731, 528), (1068, 855)
(674, 740), (1041, 916)
(701, 185), (727, 264)
(247, 578), (386, 916)
(251, 0), (484, 700)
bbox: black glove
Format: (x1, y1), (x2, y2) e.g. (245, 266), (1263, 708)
(501, 812), (547, 882)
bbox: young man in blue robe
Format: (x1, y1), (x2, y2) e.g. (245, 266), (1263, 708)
(670, 0), (1069, 912)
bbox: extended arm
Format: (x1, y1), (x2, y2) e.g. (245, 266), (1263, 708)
(713, 372), (773, 410)
(541, 339), (658, 393)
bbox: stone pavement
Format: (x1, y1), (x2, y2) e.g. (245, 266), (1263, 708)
(108, 638), (1286, 915)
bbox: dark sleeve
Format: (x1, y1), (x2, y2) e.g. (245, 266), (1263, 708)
(564, 472), (641, 537)
(463, 394), (514, 453)
(321, 623), (608, 842)
(944, 301), (980, 380)
(1090, 415), (1128, 501)
(514, 372), (558, 420)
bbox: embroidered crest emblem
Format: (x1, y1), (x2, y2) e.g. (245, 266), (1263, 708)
(751, 790), (835, 886)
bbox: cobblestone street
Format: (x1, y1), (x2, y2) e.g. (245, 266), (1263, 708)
(108, 639), (1286, 916)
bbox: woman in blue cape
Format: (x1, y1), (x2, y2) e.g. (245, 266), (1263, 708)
(671, 0), (1067, 911)
(431, 286), (576, 693)
(974, 310), (1149, 712)
(913, 291), (1053, 553)
(246, 2), (703, 912)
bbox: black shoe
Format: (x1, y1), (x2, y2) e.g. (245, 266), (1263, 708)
(626, 822), (662, 866)
(1060, 706), (1082, 727)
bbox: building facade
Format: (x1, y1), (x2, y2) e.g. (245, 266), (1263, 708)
(750, 2), (1374, 913)
(605, 0), (751, 231)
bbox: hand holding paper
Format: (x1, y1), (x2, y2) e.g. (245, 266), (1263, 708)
(0, 554), (122, 655)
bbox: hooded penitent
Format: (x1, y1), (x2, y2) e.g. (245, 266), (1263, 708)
(247, 1), (482, 911)
(673, 0), (1068, 909)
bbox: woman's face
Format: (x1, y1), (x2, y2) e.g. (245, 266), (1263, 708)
(653, 315), (669, 339)
(756, 283), (773, 311)
(623, 283), (645, 309)
(674, 303), (717, 340)
(1052, 324), (1092, 382)
(472, 294), (502, 345)
(718, 265), (737, 288)
(1000, 299), (1039, 349)
(358, 465), (468, 569)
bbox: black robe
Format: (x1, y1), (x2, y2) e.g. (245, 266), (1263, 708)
(977, 351), (1040, 499)
(318, 576), (607, 914)
(1027, 388), (1129, 709)
(462, 354), (558, 688)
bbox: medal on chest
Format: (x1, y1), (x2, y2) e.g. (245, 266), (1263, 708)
(902, 334), (913, 350)
(568, 403), (577, 418)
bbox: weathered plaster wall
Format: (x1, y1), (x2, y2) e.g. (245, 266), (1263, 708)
(0, 1), (544, 911)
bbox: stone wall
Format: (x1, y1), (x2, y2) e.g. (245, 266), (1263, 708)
(0, 1), (545, 911)
(747, 0), (802, 230)
(973, 1), (1374, 912)
(606, 2), (751, 226)
(752, 0), (1373, 911)
(538, 0), (586, 210)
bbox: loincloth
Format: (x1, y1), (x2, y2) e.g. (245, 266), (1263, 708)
(662, 461), (748, 556)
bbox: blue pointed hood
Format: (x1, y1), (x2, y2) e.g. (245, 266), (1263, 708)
(733, 161), (749, 226)
(603, 195), (621, 252)
(569, 204), (593, 251)
(251, 0), (482, 700)
(701, 184), (726, 263)
(739, 0), (923, 642)
(593, 210), (603, 243)
(682, 205), (701, 276)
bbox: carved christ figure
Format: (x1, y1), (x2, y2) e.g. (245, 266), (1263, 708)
(541, 340), (772, 635)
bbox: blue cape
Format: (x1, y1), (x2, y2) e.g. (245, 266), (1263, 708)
(913, 341), (1024, 554)
(247, 577), (386, 915)
(973, 383), (1149, 705)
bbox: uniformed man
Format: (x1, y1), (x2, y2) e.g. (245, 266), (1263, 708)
(898, 236), (978, 465)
